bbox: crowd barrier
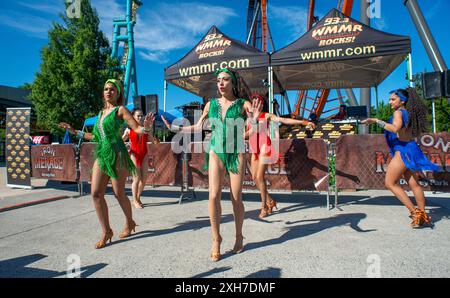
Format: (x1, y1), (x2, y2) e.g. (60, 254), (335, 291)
(28, 134), (449, 208)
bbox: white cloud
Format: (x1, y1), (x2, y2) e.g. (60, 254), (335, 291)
(18, 0), (62, 15)
(91, 0), (124, 40)
(138, 51), (170, 64)
(269, 5), (309, 41)
(91, 1), (236, 63)
(134, 2), (237, 63)
(0, 13), (51, 38)
(0, 0), (64, 38)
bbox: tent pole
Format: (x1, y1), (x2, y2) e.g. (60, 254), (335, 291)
(360, 0), (371, 134)
(163, 80), (168, 142)
(407, 53), (415, 87)
(268, 66), (274, 114)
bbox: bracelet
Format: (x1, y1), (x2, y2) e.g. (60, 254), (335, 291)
(76, 130), (85, 139)
(171, 124), (181, 132)
(376, 119), (386, 129)
(141, 127), (151, 134)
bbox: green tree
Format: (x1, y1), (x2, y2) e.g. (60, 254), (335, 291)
(370, 101), (392, 134)
(29, 0), (119, 135)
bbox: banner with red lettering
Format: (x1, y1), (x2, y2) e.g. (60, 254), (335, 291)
(31, 144), (77, 181)
(335, 133), (449, 191)
(189, 139), (329, 191)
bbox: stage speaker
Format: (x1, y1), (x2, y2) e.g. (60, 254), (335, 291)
(423, 71), (444, 99)
(444, 70), (450, 98)
(133, 95), (144, 111)
(144, 94), (158, 114)
(347, 106), (368, 118)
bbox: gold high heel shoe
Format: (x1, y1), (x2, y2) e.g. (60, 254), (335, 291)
(267, 199), (278, 215)
(132, 199), (144, 209)
(119, 220), (138, 238)
(210, 235), (222, 262)
(95, 229), (113, 249)
(232, 234), (245, 254)
(411, 208), (433, 228)
(259, 205), (269, 219)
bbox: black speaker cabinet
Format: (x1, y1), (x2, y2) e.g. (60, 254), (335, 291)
(444, 70), (450, 98)
(144, 94), (158, 114)
(133, 95), (144, 111)
(423, 71), (444, 99)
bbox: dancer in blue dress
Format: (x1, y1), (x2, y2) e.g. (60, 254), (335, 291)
(362, 88), (439, 228)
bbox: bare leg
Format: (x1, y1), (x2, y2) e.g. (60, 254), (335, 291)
(138, 154), (149, 202)
(91, 161), (111, 234)
(130, 154), (142, 208)
(250, 155), (261, 204)
(256, 160), (269, 208)
(229, 153), (246, 253)
(91, 161), (113, 248)
(208, 151), (225, 260)
(385, 151), (415, 212)
(404, 171), (426, 211)
(259, 146), (277, 213)
(111, 163), (135, 235)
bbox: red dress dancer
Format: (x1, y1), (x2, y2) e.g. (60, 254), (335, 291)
(247, 93), (316, 219)
(248, 112), (275, 161)
(129, 129), (148, 168)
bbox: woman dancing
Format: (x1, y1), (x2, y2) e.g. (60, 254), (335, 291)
(59, 79), (155, 248)
(362, 88), (438, 228)
(122, 108), (158, 209)
(162, 67), (262, 261)
(247, 93), (316, 219)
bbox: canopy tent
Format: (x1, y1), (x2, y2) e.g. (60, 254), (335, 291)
(164, 26), (277, 99)
(83, 104), (182, 127)
(270, 9), (411, 90)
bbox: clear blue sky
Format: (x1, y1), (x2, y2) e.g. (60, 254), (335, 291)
(0, 0), (448, 117)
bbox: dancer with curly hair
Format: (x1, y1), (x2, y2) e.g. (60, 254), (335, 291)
(362, 88), (438, 228)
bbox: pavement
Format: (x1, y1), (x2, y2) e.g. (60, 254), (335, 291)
(0, 164), (449, 278)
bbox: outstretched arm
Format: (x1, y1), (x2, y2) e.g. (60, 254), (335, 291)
(267, 114), (316, 129)
(361, 110), (402, 133)
(162, 102), (210, 133)
(58, 122), (95, 141)
(118, 106), (155, 135)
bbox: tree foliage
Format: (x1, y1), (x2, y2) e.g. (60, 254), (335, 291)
(29, 0), (119, 135)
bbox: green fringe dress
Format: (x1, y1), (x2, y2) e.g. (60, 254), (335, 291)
(205, 98), (247, 174)
(92, 106), (136, 179)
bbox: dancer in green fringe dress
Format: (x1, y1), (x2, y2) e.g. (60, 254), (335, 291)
(59, 79), (155, 249)
(162, 68), (262, 261)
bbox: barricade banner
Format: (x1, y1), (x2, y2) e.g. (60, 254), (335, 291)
(335, 133), (450, 191)
(189, 139), (329, 191)
(80, 142), (181, 186)
(31, 144), (77, 181)
(145, 143), (181, 186)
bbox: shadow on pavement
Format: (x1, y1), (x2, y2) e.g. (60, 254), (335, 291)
(0, 254), (107, 278)
(191, 267), (232, 278)
(244, 213), (375, 253)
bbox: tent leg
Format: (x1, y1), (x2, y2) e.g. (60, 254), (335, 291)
(268, 66), (274, 114)
(163, 80), (168, 142)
